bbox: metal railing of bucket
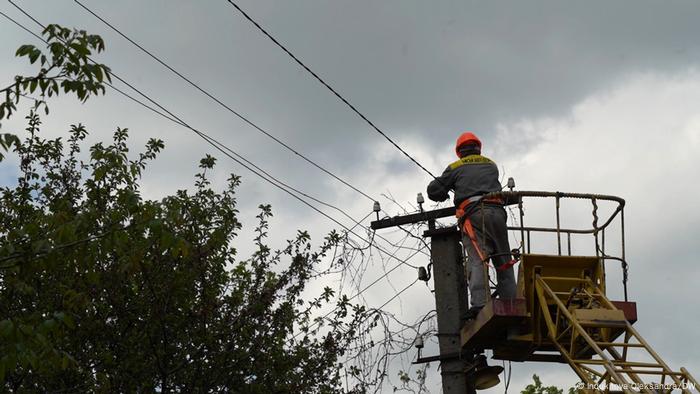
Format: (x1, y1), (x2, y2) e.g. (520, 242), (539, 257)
(480, 191), (629, 301)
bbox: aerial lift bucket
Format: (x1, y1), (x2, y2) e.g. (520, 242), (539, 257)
(459, 191), (698, 393)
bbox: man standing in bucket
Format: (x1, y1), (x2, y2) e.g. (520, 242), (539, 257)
(427, 132), (516, 318)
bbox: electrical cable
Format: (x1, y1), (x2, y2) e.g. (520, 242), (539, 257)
(72, 0), (376, 204)
(67, 1), (432, 259)
(292, 243), (426, 340)
(4, 2), (344, 225)
(4, 5), (430, 353)
(3, 8), (436, 388)
(10, 1), (427, 261)
(371, 278), (418, 313)
(222, 0), (438, 180)
(2, 2), (422, 283)
(503, 360), (511, 394)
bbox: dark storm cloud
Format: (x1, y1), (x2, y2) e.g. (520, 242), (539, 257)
(3, 0), (699, 235)
(5, 0), (698, 194)
(211, 0), (700, 150)
(2, 4), (700, 390)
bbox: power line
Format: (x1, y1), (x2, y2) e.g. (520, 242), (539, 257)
(62, 0), (422, 257)
(293, 244), (425, 340)
(109, 65), (423, 266)
(2, 2), (423, 278)
(9, 0), (427, 261)
(104, 81), (419, 260)
(73, 0), (376, 204)
(351, 248), (422, 304)
(68, 0), (392, 245)
(222, 0), (438, 180)
(6, 0), (428, 304)
(4, 1), (358, 232)
(372, 278), (418, 313)
(67, 1), (433, 256)
(3, 9), (432, 383)
(0, 9), (41, 40)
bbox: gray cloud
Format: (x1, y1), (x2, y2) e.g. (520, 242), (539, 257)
(2, 1), (700, 391)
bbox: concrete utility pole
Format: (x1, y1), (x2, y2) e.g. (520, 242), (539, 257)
(426, 226), (475, 394)
(371, 208), (477, 394)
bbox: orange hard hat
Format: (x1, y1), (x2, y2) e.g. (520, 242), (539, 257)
(455, 132), (482, 157)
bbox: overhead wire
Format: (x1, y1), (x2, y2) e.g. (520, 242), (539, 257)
(2, 1), (424, 291)
(222, 0), (438, 180)
(372, 278), (418, 313)
(337, 277), (423, 390)
(67, 0), (430, 261)
(4, 2), (349, 230)
(4, 7), (433, 368)
(5, 2), (431, 359)
(341, 308), (436, 357)
(346, 237), (421, 304)
(293, 242), (426, 340)
(4, 5), (443, 389)
(72, 0), (376, 204)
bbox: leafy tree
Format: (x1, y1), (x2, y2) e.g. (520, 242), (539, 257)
(521, 374), (577, 394)
(0, 25), (365, 392)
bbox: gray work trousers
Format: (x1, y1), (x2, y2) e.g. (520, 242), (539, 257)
(461, 205), (517, 308)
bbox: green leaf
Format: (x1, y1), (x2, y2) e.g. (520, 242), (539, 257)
(93, 65), (103, 82)
(69, 42), (89, 57)
(39, 78), (48, 93)
(0, 133), (19, 151)
(63, 314), (75, 329)
(61, 354), (70, 369)
(0, 25), (360, 390)
(86, 271), (100, 285)
(15, 44), (33, 57)
(41, 319), (57, 332)
(28, 48), (41, 64)
(0, 319), (13, 337)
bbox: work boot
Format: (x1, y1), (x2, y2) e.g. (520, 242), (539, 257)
(465, 306), (483, 320)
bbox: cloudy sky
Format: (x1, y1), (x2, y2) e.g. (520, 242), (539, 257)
(1, 0), (699, 392)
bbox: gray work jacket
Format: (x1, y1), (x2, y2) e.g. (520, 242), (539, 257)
(427, 154), (502, 206)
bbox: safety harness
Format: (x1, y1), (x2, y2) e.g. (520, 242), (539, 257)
(456, 195), (518, 272)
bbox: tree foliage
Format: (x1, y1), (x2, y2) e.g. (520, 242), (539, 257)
(521, 375), (576, 394)
(0, 25), (366, 392)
